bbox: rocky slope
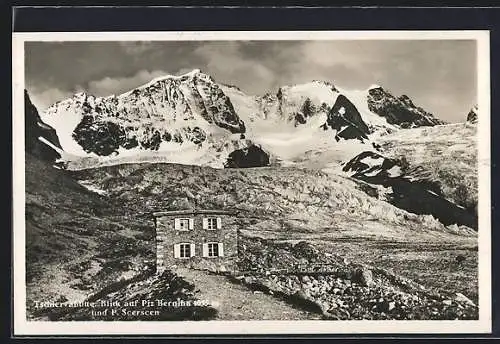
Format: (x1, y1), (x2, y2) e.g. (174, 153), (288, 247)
(25, 153), (155, 316)
(373, 121), (478, 218)
(235, 238), (478, 320)
(25, 90), (63, 163)
(342, 151), (477, 229)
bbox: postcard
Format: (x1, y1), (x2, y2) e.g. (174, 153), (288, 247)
(12, 30), (491, 335)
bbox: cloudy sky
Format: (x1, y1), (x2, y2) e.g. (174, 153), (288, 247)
(25, 40), (477, 122)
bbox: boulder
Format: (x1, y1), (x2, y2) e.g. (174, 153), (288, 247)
(293, 290), (308, 300)
(243, 276), (255, 285)
(454, 292), (475, 306)
(388, 301), (396, 311)
(351, 267), (374, 287)
(292, 241), (319, 259)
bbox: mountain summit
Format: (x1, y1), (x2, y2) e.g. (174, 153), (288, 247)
(41, 70), (263, 168)
(40, 69), (445, 169)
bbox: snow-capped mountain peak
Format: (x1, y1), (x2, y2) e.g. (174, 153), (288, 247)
(38, 69), (445, 170)
(40, 69), (267, 169)
(119, 68), (208, 98)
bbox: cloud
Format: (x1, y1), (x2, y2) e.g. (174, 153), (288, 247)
(193, 42), (277, 94)
(263, 41), (378, 90)
(28, 69), (171, 110)
(24, 40), (477, 122)
(299, 41), (372, 68)
(118, 41), (154, 55)
(28, 87), (76, 112)
(87, 69), (169, 96)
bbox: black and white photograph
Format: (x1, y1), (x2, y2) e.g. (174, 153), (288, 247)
(12, 31), (491, 335)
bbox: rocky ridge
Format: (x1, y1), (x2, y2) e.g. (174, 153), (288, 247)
(25, 90), (63, 162)
(367, 86), (445, 127)
(39, 69), (446, 169)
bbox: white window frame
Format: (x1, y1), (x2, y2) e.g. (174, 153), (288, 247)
(179, 243), (191, 258)
(176, 243), (195, 259)
(207, 242), (219, 257)
(207, 218), (217, 230)
(175, 218), (194, 231)
(203, 217), (222, 230)
(203, 242), (224, 258)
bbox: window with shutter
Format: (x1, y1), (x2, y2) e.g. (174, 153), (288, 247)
(175, 218), (190, 231)
(205, 217), (217, 230)
(207, 242), (219, 257)
(178, 243), (191, 258)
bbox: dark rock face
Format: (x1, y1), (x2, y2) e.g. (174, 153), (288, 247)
(72, 115), (127, 156)
(367, 87), (444, 127)
(466, 106), (478, 124)
(325, 95), (369, 141)
(25, 90), (62, 162)
(225, 144), (270, 168)
(72, 115), (210, 156)
(294, 112), (307, 126)
(343, 151), (400, 180)
(343, 151), (477, 229)
(191, 75), (246, 134)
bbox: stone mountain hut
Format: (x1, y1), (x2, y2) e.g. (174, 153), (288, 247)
(153, 209), (240, 273)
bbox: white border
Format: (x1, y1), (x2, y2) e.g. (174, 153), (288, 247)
(12, 30), (491, 335)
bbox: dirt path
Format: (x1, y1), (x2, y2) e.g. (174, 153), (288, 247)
(175, 267), (321, 320)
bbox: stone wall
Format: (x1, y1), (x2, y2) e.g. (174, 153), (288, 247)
(155, 212), (239, 273)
